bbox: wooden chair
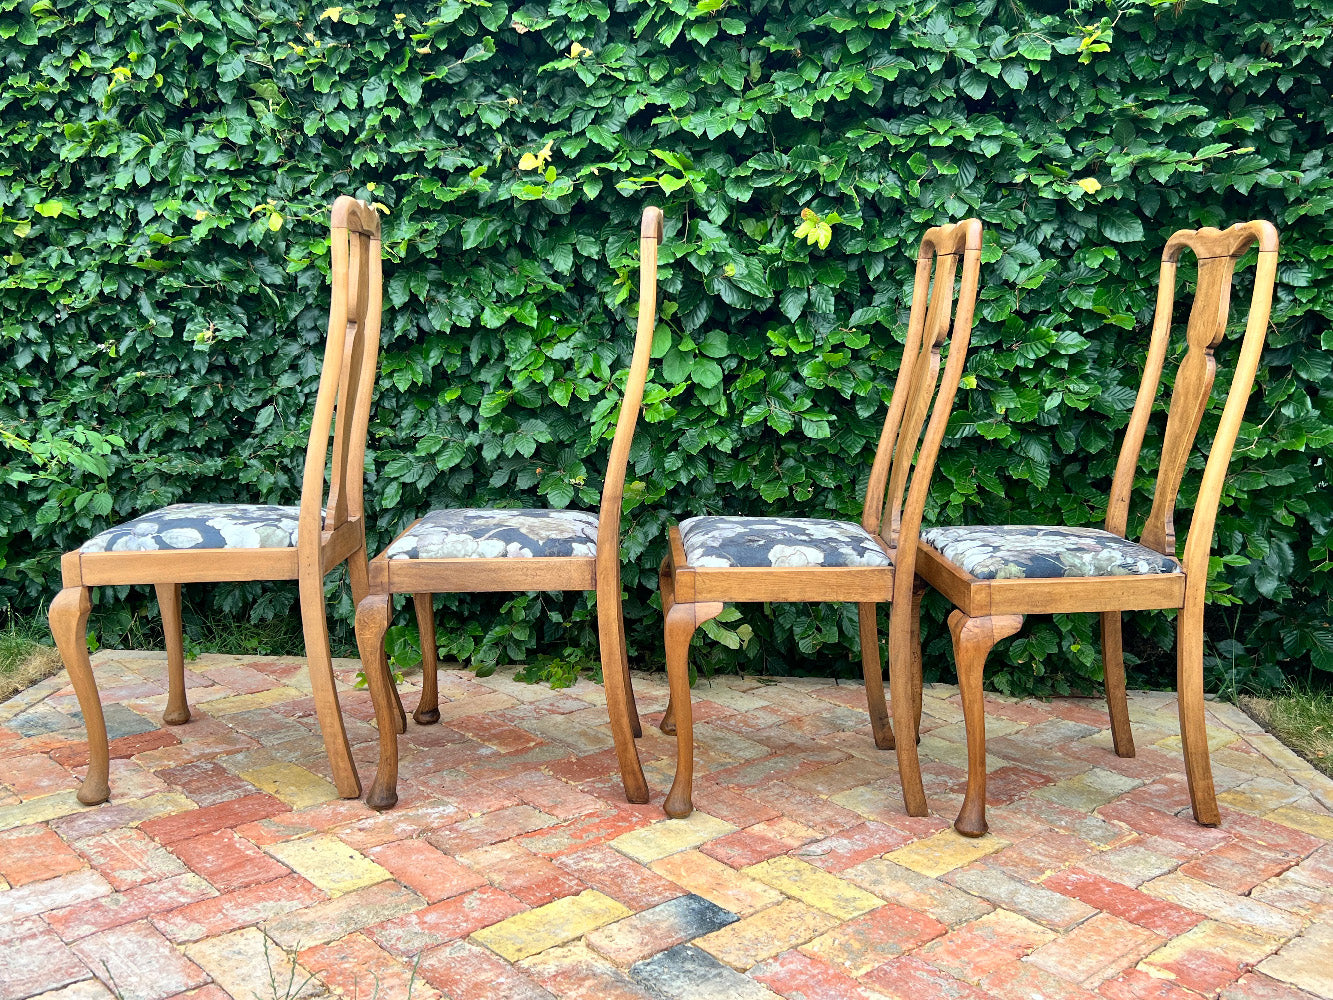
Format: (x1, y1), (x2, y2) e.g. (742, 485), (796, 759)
(657, 219), (985, 818)
(900, 222), (1280, 837)
(353, 205), (666, 811)
(49, 197), (386, 805)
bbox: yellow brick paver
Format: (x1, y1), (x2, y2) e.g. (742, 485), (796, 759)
(742, 856), (883, 920)
(239, 762), (338, 810)
(1264, 804), (1333, 840)
(610, 812), (736, 864)
(471, 890), (630, 961)
(203, 686), (304, 716)
(884, 829), (1008, 878)
(0, 791), (87, 832)
(264, 834), (391, 897)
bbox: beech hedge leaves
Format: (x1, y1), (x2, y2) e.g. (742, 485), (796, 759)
(2, 0), (1331, 695)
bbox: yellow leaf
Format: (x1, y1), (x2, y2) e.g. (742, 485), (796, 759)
(193, 209), (208, 221)
(319, 6), (343, 21)
(371, 202), (390, 214)
(1076, 177), (1102, 194)
(268, 212), (283, 231)
(569, 41), (589, 58)
(518, 152), (540, 170)
(539, 139), (554, 160)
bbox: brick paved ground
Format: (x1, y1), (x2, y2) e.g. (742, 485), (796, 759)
(1, 651), (1331, 1000)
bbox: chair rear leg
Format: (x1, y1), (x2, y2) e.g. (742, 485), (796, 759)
(663, 601), (724, 819)
(356, 594), (400, 811)
(50, 587), (109, 805)
(1100, 611), (1135, 758)
(597, 592), (649, 804)
(299, 575), (361, 799)
(411, 592), (440, 725)
(909, 580), (926, 739)
(889, 599), (927, 817)
(156, 583), (191, 726)
(615, 608), (643, 738)
(951, 611), (1024, 837)
(857, 603), (894, 750)
(658, 556), (677, 736)
(1177, 598), (1220, 826)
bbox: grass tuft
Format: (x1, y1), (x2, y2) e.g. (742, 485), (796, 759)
(1242, 690), (1333, 778)
(0, 611), (62, 703)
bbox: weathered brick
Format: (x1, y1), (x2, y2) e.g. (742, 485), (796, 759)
(587, 894), (738, 966)
(0, 824), (85, 887)
(1042, 868), (1203, 937)
(417, 939), (555, 1000)
(139, 793), (289, 846)
(151, 874), (325, 943)
(800, 902), (946, 976)
(472, 889), (630, 962)
(843, 858), (993, 928)
(366, 837), (487, 904)
(45, 872), (216, 941)
(700, 817), (823, 869)
(262, 833), (392, 897)
(651, 851), (783, 917)
(694, 899), (837, 970)
(458, 840), (583, 906)
(945, 865), (1098, 932)
(186, 926), (320, 1000)
(609, 812), (737, 864)
(883, 829), (1008, 878)
(864, 954), (993, 1000)
(299, 932), (441, 1000)
(265, 879), (424, 950)
(0, 868), (112, 923)
(1025, 913), (1163, 987)
(751, 949), (889, 1000)
(367, 885), (525, 956)
(168, 829), (288, 892)
(918, 909), (1055, 983)
(72, 920), (208, 1000)
(0, 917), (92, 1000)
(553, 844), (684, 909)
(1139, 920), (1284, 995)
(630, 944), (781, 1000)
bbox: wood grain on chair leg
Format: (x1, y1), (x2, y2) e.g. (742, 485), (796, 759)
(356, 594), (399, 811)
(615, 603), (642, 738)
(411, 592), (440, 725)
(910, 579), (926, 739)
(299, 575), (361, 799)
(1100, 610), (1135, 758)
(1177, 596), (1220, 825)
(889, 599), (928, 817)
(598, 592), (649, 804)
(858, 603), (895, 750)
(156, 583), (191, 726)
(658, 556), (677, 736)
(951, 611), (1023, 838)
(50, 587), (109, 805)
(663, 601), (724, 819)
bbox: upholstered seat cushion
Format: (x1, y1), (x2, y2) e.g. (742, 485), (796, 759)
(679, 516), (891, 569)
(384, 509), (600, 560)
(80, 504), (304, 553)
(920, 525), (1181, 580)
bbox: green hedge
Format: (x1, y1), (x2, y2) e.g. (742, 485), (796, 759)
(3, 0), (1331, 696)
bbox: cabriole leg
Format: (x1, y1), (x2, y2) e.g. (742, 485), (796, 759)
(663, 601), (724, 819)
(411, 592), (440, 725)
(858, 602), (895, 750)
(356, 594), (399, 811)
(51, 587), (109, 805)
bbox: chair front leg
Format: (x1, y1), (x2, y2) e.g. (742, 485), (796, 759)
(411, 592), (439, 726)
(356, 594), (400, 811)
(1177, 596), (1220, 826)
(663, 600), (724, 819)
(889, 598), (927, 817)
(857, 603), (895, 750)
(951, 611), (1023, 837)
(156, 583), (191, 726)
(50, 587), (109, 805)
(614, 604), (643, 738)
(298, 573), (361, 799)
(1100, 611), (1136, 758)
(597, 590), (649, 805)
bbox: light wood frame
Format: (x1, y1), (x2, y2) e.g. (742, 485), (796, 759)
(48, 197), (386, 805)
(899, 221), (1280, 837)
(657, 219), (986, 818)
(353, 205), (666, 811)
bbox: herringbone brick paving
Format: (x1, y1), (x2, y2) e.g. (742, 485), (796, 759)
(1, 651), (1330, 1000)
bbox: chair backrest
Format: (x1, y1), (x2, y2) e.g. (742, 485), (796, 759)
(862, 220), (985, 550)
(298, 197), (384, 556)
(596, 206), (664, 576)
(1105, 222), (1279, 578)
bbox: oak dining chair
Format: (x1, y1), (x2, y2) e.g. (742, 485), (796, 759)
(898, 221), (1280, 837)
(49, 196), (387, 805)
(353, 205), (666, 811)
(657, 219), (985, 818)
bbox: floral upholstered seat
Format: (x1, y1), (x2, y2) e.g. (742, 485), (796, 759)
(680, 516), (892, 568)
(920, 525), (1180, 580)
(384, 509), (600, 560)
(80, 504), (304, 553)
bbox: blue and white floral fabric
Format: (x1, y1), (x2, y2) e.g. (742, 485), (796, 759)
(679, 516), (891, 568)
(384, 509), (600, 559)
(920, 524), (1180, 580)
(80, 504), (305, 553)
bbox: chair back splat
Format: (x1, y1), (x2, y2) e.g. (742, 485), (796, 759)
(1106, 222), (1280, 575)
(860, 220), (985, 603)
(302, 196), (384, 559)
